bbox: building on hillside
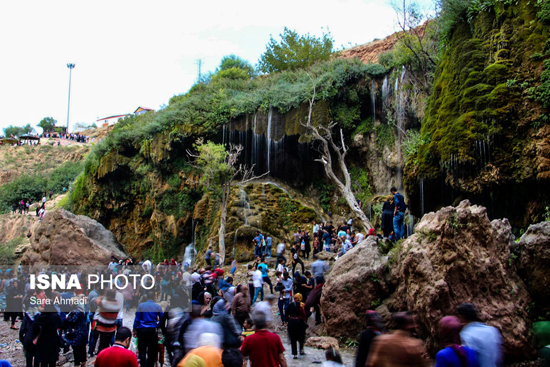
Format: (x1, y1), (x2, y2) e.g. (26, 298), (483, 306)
(134, 106), (154, 116)
(96, 114), (130, 128)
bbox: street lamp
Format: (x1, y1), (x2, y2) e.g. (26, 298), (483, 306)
(66, 63), (75, 133)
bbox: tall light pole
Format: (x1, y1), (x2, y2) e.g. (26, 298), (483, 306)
(66, 63), (75, 133)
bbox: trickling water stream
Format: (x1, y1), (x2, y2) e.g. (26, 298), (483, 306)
(239, 187), (251, 226)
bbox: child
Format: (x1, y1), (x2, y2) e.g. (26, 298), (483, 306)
(241, 318), (255, 338)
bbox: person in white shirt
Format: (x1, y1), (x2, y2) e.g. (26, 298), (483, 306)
(252, 267), (264, 304)
(355, 231), (365, 244)
(252, 294), (276, 326)
(275, 243), (286, 269)
(142, 259), (152, 274)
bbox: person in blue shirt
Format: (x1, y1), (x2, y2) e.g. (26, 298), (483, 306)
(391, 187), (406, 240)
(257, 258), (273, 294)
(133, 292), (164, 367)
(436, 315), (480, 367)
(253, 231), (264, 258)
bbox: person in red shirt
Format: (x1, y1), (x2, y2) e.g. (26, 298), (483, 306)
(95, 327), (138, 367)
(241, 314), (287, 367)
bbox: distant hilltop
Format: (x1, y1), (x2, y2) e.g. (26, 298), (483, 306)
(339, 32), (399, 64)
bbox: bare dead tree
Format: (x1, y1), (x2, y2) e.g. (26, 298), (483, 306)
(302, 88), (373, 231)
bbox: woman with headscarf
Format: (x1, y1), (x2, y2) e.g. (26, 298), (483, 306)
(191, 273), (203, 301)
(286, 293), (306, 360)
(210, 298), (242, 349)
(381, 195), (395, 238)
(198, 292), (213, 318)
(63, 299), (88, 367)
(355, 310), (386, 367)
(435, 316), (480, 367)
(33, 302), (63, 367)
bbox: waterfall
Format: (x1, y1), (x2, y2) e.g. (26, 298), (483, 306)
(394, 68), (406, 191)
(233, 228), (239, 258)
(239, 187), (251, 225)
(382, 75), (390, 101)
(371, 79), (376, 122)
(405, 214), (415, 238)
(267, 107), (273, 174)
(183, 244), (195, 271)
(419, 177), (425, 217)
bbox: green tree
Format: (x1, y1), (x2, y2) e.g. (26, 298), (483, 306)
(258, 27), (334, 73)
(218, 55), (255, 77)
(38, 117), (57, 133)
(3, 124), (32, 137)
(190, 139), (266, 263)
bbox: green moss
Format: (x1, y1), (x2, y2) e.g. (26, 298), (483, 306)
(415, 0), (547, 182)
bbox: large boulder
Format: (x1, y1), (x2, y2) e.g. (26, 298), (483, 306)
(517, 221), (550, 316)
(22, 208), (127, 267)
(388, 200), (532, 357)
(320, 237), (390, 339)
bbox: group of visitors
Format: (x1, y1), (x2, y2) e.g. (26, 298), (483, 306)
(354, 303), (503, 367)
(380, 187), (407, 241)
(11, 191), (52, 220)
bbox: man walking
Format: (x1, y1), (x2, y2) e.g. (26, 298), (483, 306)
(133, 292), (164, 367)
(241, 313), (287, 367)
(205, 246), (213, 268)
(231, 284), (251, 327)
(258, 258), (273, 294)
(391, 187), (406, 240)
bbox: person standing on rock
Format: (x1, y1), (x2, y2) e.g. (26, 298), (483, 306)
(258, 258), (273, 294)
(457, 303), (502, 367)
(355, 310), (386, 367)
(366, 311), (427, 367)
(391, 187), (406, 240)
(381, 195), (395, 239)
(286, 293), (306, 359)
(205, 247), (213, 268)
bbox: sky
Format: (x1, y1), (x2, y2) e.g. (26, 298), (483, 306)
(0, 0), (434, 134)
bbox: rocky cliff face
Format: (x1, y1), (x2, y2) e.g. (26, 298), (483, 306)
(408, 0), (550, 227)
(22, 208), (126, 267)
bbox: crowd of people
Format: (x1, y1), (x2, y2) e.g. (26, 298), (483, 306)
(11, 191), (56, 221)
(0, 256), (515, 367)
(0, 185), (531, 367)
